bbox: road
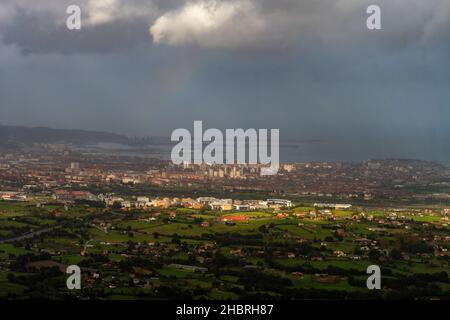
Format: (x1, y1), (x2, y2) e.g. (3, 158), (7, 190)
(0, 225), (63, 244)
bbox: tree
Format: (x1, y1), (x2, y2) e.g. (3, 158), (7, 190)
(112, 201), (122, 210)
(390, 248), (402, 260)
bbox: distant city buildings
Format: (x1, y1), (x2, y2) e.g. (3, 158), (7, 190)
(1, 147), (449, 207)
(0, 191), (27, 201)
(314, 203), (352, 209)
(53, 190), (96, 201)
(78, 193), (293, 212)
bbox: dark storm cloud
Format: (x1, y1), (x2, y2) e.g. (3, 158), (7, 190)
(0, 0), (449, 162)
(2, 11), (153, 55)
(1, 1), (449, 54)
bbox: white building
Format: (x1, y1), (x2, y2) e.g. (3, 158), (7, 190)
(314, 203), (352, 209)
(267, 199), (293, 207)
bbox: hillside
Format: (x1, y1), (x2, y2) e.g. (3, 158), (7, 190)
(0, 125), (129, 149)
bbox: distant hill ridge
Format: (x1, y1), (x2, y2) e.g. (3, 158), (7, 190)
(0, 125), (129, 145)
(0, 125), (176, 149)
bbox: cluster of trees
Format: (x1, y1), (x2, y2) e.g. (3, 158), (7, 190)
(384, 271), (448, 288)
(9, 253), (52, 272)
(399, 237), (434, 254)
(232, 270), (293, 292)
(119, 256), (163, 273)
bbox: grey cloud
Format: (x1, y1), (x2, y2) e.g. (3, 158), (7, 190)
(149, 0), (450, 50)
(0, 1), (450, 163)
(1, 0), (449, 55)
(0, 0), (159, 54)
(2, 11), (153, 55)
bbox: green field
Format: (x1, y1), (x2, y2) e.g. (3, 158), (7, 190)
(0, 201), (448, 300)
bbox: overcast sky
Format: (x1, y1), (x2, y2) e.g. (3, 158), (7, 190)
(0, 0), (449, 162)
